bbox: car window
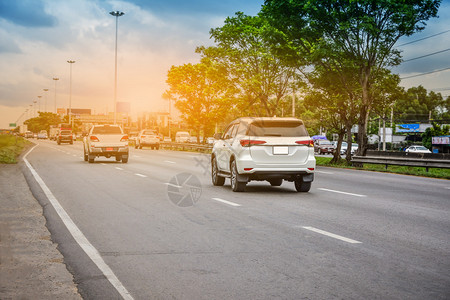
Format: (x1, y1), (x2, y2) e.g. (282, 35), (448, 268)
(247, 120), (308, 137)
(416, 146), (428, 150)
(318, 141), (332, 145)
(61, 130), (72, 135)
(92, 126), (122, 134)
(143, 131), (155, 135)
(223, 124), (236, 139)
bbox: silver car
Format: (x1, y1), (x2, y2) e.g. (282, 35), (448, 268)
(211, 117), (316, 192)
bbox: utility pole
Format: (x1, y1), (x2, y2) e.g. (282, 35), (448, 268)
(43, 89), (49, 112)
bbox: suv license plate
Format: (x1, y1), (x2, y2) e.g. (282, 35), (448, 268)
(273, 146), (289, 155)
(106, 147), (114, 151)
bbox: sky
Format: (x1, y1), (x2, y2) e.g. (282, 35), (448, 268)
(0, 0), (449, 129)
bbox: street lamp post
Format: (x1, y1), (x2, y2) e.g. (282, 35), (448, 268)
(53, 78), (59, 114)
(67, 60), (75, 125)
(43, 89), (49, 112)
(110, 10), (125, 125)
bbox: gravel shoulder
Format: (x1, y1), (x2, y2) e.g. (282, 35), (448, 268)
(0, 161), (82, 299)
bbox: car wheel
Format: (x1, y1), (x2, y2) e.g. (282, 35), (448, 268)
(134, 143), (138, 149)
(122, 157), (128, 163)
(139, 144), (142, 149)
(83, 148), (88, 161)
(211, 158), (225, 186)
(115, 155), (122, 162)
(70, 141), (73, 144)
(151, 146), (154, 150)
(230, 160), (246, 192)
(294, 177), (311, 192)
(269, 179), (283, 186)
(88, 153), (95, 163)
(57, 140), (61, 145)
(156, 145), (160, 150)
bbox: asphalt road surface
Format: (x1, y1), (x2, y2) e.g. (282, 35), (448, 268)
(23, 139), (450, 299)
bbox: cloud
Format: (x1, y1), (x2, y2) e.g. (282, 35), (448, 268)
(0, 0), (56, 27)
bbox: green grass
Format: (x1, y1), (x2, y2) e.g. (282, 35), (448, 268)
(0, 135), (31, 164)
(315, 156), (450, 180)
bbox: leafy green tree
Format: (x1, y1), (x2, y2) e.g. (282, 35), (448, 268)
(164, 59), (235, 140)
(394, 86), (445, 122)
(263, 0), (441, 155)
(24, 112), (62, 133)
(198, 12), (305, 117)
(422, 123), (449, 149)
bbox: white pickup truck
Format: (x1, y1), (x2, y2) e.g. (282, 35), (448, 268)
(83, 124), (129, 163)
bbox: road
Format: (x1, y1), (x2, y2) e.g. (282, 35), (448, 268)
(23, 139), (450, 299)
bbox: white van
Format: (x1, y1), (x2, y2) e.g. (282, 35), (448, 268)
(175, 131), (190, 143)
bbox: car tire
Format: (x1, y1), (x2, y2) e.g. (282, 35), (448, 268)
(57, 140), (61, 145)
(269, 179), (283, 186)
(294, 177), (311, 192)
(156, 145), (160, 150)
(83, 148), (88, 161)
(122, 157), (128, 163)
(88, 153), (95, 163)
(134, 143), (138, 149)
(116, 155), (122, 162)
(139, 144), (142, 149)
(230, 160), (246, 192)
(211, 158), (225, 186)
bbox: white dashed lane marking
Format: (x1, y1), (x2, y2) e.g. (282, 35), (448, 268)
(302, 226), (362, 244)
(212, 198), (241, 207)
(317, 188), (366, 197)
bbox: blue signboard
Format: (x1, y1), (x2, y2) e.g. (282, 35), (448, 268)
(396, 124), (420, 133)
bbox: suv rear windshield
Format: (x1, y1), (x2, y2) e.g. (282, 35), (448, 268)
(60, 130), (72, 135)
(92, 126), (122, 134)
(247, 120), (308, 137)
(143, 131), (156, 135)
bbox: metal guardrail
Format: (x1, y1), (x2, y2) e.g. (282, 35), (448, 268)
(160, 142), (213, 153)
(351, 151), (450, 171)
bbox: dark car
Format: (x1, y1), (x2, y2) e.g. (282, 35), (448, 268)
(314, 140), (335, 154)
(57, 130), (73, 145)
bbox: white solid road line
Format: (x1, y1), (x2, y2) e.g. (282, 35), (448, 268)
(23, 145), (134, 300)
(135, 173), (147, 178)
(302, 226), (362, 244)
(318, 188), (366, 197)
(212, 198), (241, 207)
(164, 160), (176, 164)
(115, 167), (124, 170)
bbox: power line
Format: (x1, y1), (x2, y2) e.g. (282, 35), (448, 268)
(403, 48), (450, 62)
(400, 67), (450, 79)
(397, 29), (450, 47)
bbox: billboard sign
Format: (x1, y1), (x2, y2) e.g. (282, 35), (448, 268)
(432, 136), (450, 145)
(396, 124), (419, 133)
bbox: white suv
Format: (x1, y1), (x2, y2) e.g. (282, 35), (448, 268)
(83, 124), (129, 163)
(211, 117), (315, 192)
(135, 129), (160, 150)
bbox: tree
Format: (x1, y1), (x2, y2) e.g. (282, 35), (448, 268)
(24, 112), (62, 133)
(263, 0), (441, 155)
(198, 12), (305, 117)
(164, 59), (235, 140)
(394, 86), (445, 122)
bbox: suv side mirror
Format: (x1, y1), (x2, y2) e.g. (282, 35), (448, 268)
(213, 133), (222, 140)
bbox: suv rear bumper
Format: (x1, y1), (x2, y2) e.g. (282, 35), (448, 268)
(89, 146), (128, 157)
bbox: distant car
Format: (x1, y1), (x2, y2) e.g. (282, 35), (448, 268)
(211, 117), (315, 192)
(175, 131), (190, 143)
(340, 142), (348, 155)
(57, 130), (73, 145)
(206, 137), (215, 145)
(163, 137), (172, 142)
(135, 129), (160, 149)
(405, 145), (431, 153)
(188, 136), (198, 143)
(25, 131), (33, 138)
(37, 130), (48, 139)
(314, 140), (335, 154)
(350, 143), (358, 155)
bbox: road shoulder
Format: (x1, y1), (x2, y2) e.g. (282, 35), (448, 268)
(0, 161), (82, 299)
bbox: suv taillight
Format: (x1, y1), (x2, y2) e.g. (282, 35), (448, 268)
(90, 136), (99, 142)
(121, 135), (128, 142)
(295, 140), (314, 147)
(240, 139), (266, 147)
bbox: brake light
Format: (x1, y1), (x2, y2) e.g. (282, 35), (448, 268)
(240, 139), (266, 147)
(121, 135), (128, 142)
(90, 136), (99, 142)
(141, 136), (145, 139)
(296, 140), (314, 147)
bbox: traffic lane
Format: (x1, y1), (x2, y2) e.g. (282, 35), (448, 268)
(27, 145), (449, 299)
(313, 165), (450, 209)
